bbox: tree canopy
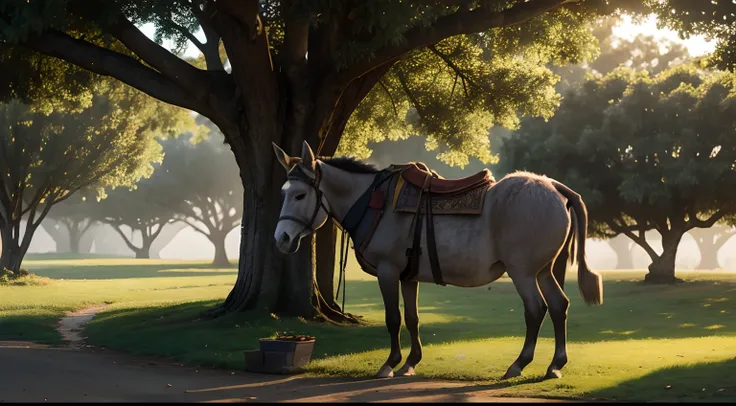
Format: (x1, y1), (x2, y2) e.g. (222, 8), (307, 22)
(495, 64), (736, 282)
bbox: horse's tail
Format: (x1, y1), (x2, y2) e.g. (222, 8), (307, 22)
(552, 181), (603, 306)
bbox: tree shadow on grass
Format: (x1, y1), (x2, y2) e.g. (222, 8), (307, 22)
(28, 263), (237, 280)
(86, 274), (736, 369)
(0, 313), (63, 344)
(588, 358), (736, 402)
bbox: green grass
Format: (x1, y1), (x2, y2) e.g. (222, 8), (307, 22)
(0, 258), (236, 344)
(1, 256), (735, 401)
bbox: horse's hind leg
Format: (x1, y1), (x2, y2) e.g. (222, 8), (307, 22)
(375, 262), (403, 378)
(396, 280), (422, 376)
(538, 263), (570, 379)
(502, 268), (549, 380)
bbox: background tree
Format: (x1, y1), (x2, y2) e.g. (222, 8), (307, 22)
(92, 175), (178, 259)
(689, 218), (736, 270)
(41, 192), (99, 254)
(0, 79), (181, 271)
(1, 0), (643, 318)
(607, 235), (634, 270)
(495, 65), (736, 283)
(156, 135), (242, 267)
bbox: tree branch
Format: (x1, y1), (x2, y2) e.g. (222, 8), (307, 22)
(428, 44), (481, 92)
(339, 0), (577, 84)
(22, 29), (204, 112)
(76, 10), (211, 99)
(110, 224), (142, 253)
(609, 218), (659, 261)
(180, 217), (212, 237)
(378, 79), (399, 116)
(687, 208), (729, 230)
(190, 4), (226, 71)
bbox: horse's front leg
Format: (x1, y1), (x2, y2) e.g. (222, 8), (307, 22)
(375, 262), (402, 378)
(396, 280), (421, 376)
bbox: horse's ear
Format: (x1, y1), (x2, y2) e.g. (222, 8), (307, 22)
(301, 140), (316, 172)
(273, 142), (296, 171)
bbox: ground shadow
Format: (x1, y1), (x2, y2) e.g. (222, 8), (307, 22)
(85, 274), (736, 372)
(28, 263), (237, 280)
(588, 358), (736, 402)
(0, 313), (62, 344)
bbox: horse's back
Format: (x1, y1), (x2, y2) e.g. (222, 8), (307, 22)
(485, 171), (571, 271)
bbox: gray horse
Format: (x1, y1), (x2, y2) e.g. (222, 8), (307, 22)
(273, 141), (603, 380)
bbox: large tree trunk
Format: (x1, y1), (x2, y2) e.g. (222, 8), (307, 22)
(645, 231), (684, 284)
(208, 174), (315, 318)
(607, 236), (633, 269)
(0, 224), (35, 272)
(209, 230), (230, 267)
(0, 229), (23, 272)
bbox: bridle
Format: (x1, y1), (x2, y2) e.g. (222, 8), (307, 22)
(278, 163), (331, 238)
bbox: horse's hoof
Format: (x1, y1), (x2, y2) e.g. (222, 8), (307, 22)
(396, 364), (416, 376)
(502, 365), (522, 380)
(375, 365), (394, 379)
(544, 369), (562, 380)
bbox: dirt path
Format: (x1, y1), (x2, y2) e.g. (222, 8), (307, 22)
(0, 306), (567, 403)
(56, 304), (109, 348)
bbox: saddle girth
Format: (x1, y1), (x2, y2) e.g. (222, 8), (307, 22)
(399, 169), (446, 286)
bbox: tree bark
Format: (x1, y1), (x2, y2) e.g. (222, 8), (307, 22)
(607, 236), (633, 269)
(209, 231), (230, 267)
(0, 224), (34, 272)
(645, 231), (685, 284)
(0, 229), (23, 272)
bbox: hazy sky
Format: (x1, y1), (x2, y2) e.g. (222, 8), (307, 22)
(612, 14), (715, 56)
(142, 13), (717, 59)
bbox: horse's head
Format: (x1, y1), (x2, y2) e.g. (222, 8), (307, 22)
(272, 141), (331, 254)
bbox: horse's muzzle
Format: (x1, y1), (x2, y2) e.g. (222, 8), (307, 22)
(275, 232), (300, 254)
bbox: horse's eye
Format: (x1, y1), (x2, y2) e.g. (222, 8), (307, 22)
(295, 193), (306, 201)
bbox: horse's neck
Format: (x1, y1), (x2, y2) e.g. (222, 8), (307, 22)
(318, 162), (375, 223)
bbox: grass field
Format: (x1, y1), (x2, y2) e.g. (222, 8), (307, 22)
(1, 254), (735, 401)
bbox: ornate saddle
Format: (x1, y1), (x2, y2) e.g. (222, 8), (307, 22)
(401, 163), (493, 194)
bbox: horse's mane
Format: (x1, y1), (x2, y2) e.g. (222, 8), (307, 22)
(321, 156), (380, 174)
